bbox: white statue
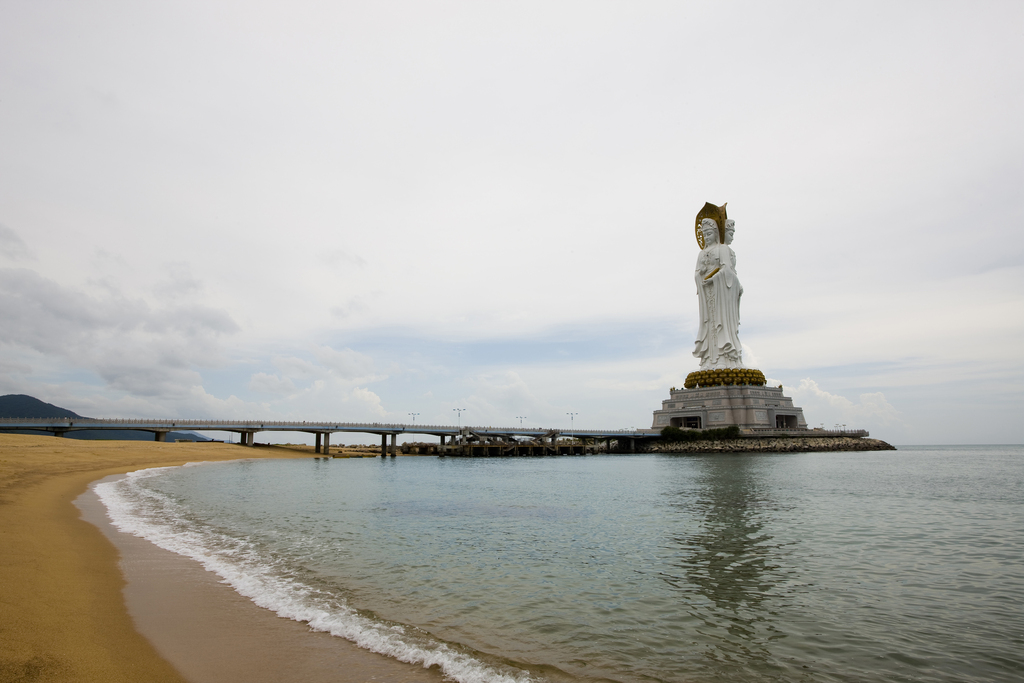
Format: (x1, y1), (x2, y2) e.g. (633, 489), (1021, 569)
(693, 216), (744, 369)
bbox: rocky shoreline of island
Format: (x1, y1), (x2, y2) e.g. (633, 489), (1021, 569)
(634, 436), (896, 454)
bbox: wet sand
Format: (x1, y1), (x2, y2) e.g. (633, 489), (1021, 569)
(0, 434), (445, 683)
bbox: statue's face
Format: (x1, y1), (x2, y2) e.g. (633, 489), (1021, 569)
(701, 219), (719, 244)
(725, 220), (735, 244)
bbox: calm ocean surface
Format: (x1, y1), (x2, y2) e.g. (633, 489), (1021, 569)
(96, 446), (1024, 683)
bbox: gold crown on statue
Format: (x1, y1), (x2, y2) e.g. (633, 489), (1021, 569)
(694, 202), (727, 249)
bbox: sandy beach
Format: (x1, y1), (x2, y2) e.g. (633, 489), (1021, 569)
(0, 434), (444, 683)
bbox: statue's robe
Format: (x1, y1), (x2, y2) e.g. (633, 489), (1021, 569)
(693, 242), (743, 369)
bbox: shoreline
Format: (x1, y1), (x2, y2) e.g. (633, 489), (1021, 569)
(0, 434), (442, 683)
(77, 475), (447, 683)
(638, 435), (897, 453)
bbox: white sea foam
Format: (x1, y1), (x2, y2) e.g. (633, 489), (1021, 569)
(95, 466), (535, 683)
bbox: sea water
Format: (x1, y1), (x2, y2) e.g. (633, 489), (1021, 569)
(95, 446), (1024, 683)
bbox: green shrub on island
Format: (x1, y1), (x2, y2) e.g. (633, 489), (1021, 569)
(659, 425), (740, 442)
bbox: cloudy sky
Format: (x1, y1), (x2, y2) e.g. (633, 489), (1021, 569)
(1, 1), (1021, 445)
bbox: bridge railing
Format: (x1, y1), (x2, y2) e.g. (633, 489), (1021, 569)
(0, 417), (651, 436)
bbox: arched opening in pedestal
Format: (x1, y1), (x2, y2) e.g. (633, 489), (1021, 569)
(776, 414), (798, 428)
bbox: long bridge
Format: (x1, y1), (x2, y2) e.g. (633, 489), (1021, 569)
(1, 418), (867, 457)
(0, 417), (664, 456)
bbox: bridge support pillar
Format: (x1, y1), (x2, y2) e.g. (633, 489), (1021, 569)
(389, 433), (397, 457)
(323, 432), (331, 455)
(380, 434), (387, 457)
(154, 431), (167, 442)
(315, 433), (322, 454)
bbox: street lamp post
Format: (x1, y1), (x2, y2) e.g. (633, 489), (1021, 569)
(454, 408), (465, 443)
(516, 416), (526, 427)
(408, 412), (419, 424)
(567, 412), (578, 447)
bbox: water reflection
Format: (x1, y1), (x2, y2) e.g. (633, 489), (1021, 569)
(660, 454), (796, 676)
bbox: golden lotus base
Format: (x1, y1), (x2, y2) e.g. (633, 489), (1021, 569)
(684, 368), (766, 389)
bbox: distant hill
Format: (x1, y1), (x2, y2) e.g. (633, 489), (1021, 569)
(0, 394), (213, 442)
(0, 394), (80, 419)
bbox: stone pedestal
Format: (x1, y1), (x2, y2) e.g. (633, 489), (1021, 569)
(652, 382), (806, 431)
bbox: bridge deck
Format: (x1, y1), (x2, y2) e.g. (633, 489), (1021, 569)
(1, 418), (860, 458)
(0, 417), (658, 440)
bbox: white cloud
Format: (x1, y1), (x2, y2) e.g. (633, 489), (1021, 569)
(311, 345), (378, 382)
(783, 378), (902, 430)
(0, 267), (238, 398)
(271, 356), (321, 380)
(741, 343), (761, 370)
(248, 372), (296, 395)
(0, 224), (34, 262)
(450, 371), (556, 428)
(350, 387), (386, 418)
